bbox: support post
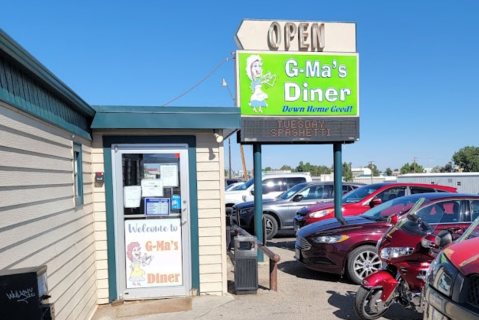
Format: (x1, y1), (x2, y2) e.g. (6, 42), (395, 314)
(253, 144), (264, 262)
(334, 143), (346, 224)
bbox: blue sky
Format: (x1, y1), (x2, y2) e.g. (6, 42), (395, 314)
(2, 0), (478, 172)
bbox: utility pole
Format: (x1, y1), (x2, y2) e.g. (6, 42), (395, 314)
(240, 144), (248, 181)
(228, 138), (232, 179)
(413, 157), (417, 173)
(368, 161), (374, 184)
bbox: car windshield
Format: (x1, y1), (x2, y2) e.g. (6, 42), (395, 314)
(234, 178), (254, 191)
(361, 195), (429, 221)
(278, 183), (308, 200)
(458, 215), (479, 242)
(342, 185), (382, 203)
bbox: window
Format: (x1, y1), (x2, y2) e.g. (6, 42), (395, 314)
(286, 177), (307, 189)
(377, 187), (407, 202)
(410, 187), (436, 194)
(73, 143), (83, 206)
(416, 200), (461, 224)
(470, 201), (479, 221)
(261, 178), (284, 194)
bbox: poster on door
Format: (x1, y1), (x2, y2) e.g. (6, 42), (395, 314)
(124, 219), (183, 288)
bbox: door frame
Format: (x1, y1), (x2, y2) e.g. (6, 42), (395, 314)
(102, 135), (199, 301)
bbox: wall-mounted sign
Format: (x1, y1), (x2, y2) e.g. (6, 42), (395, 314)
(235, 19), (356, 52)
(145, 198), (170, 216)
(125, 219), (182, 288)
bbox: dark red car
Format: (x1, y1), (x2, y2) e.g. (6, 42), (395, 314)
(295, 192), (477, 285)
(423, 205), (479, 320)
(294, 182), (457, 230)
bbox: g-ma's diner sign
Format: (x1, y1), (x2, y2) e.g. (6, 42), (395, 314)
(235, 19), (359, 144)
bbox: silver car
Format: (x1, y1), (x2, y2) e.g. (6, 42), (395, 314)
(233, 181), (365, 239)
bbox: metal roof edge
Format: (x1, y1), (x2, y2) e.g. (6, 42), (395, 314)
(91, 105), (241, 114)
(0, 28), (95, 117)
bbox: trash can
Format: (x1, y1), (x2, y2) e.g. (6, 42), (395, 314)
(233, 235), (258, 294)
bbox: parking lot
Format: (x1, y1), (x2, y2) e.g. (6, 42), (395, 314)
(214, 231), (422, 320)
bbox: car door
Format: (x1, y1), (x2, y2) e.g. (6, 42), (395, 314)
(283, 185), (334, 227)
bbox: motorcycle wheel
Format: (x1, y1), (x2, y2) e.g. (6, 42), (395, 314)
(354, 286), (390, 320)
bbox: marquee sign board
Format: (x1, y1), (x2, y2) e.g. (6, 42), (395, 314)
(236, 50), (359, 144)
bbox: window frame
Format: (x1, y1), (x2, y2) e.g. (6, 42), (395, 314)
(73, 143), (84, 207)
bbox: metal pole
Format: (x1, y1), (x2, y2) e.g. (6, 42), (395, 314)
(253, 143), (264, 262)
(228, 138), (232, 179)
(334, 143), (345, 224)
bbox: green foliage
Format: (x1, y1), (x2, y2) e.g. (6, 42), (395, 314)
(400, 162), (425, 174)
(343, 162), (353, 181)
(452, 146), (479, 172)
(367, 163), (381, 176)
(385, 168), (393, 176)
(264, 166), (272, 171)
(280, 165), (292, 171)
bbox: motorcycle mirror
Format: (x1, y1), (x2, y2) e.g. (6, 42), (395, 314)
(421, 234), (437, 249)
(435, 229), (453, 248)
(292, 194), (303, 202)
(387, 214), (398, 225)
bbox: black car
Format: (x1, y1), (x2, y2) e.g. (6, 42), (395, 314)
(232, 181), (364, 239)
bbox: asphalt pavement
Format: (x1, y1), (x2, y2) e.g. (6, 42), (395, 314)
(92, 231), (422, 320)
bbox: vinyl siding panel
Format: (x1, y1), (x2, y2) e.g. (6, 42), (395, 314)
(92, 130), (227, 299)
(0, 101), (97, 320)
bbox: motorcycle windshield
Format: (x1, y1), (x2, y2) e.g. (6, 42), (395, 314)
(397, 197), (438, 236)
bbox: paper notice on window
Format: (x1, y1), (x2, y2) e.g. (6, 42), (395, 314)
(124, 186), (142, 208)
(141, 179), (163, 197)
(161, 164), (178, 187)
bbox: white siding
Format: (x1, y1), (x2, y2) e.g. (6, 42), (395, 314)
(0, 101), (97, 320)
(91, 130), (227, 301)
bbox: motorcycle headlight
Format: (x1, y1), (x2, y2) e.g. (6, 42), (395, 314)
(310, 209), (333, 218)
(312, 235), (349, 244)
(380, 247), (414, 260)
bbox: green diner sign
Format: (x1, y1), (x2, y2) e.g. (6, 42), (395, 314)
(236, 51), (358, 117)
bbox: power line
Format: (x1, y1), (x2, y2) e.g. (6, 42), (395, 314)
(161, 55), (235, 106)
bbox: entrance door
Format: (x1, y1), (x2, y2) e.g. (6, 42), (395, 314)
(112, 144), (191, 299)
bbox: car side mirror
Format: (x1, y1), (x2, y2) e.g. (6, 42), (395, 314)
(292, 194), (303, 202)
(435, 229), (453, 248)
(370, 198), (382, 208)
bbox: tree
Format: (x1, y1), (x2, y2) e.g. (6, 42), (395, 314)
(431, 166), (442, 173)
(264, 166), (272, 171)
(440, 162), (454, 173)
(367, 163), (380, 176)
(385, 168), (393, 176)
(343, 162), (353, 181)
(452, 146), (479, 172)
(400, 162), (425, 174)
(280, 165), (292, 171)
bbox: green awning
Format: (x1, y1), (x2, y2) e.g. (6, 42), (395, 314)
(91, 106), (241, 130)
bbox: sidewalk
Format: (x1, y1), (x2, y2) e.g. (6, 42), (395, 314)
(92, 234), (421, 320)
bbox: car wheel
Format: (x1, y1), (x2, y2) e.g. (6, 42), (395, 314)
(264, 214), (278, 240)
(346, 245), (382, 285)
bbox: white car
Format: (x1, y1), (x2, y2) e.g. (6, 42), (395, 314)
(225, 173), (313, 215)
(225, 182), (244, 191)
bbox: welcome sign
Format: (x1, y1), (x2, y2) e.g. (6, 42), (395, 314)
(236, 51), (358, 117)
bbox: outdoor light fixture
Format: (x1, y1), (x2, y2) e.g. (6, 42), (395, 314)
(213, 130), (224, 143)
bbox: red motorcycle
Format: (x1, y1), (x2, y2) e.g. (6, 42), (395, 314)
(353, 198), (441, 320)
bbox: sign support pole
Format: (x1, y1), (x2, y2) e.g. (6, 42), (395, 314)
(253, 143), (264, 262)
(333, 143), (345, 224)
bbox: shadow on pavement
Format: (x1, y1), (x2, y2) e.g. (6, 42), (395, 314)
(278, 260), (351, 283)
(326, 290), (422, 320)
